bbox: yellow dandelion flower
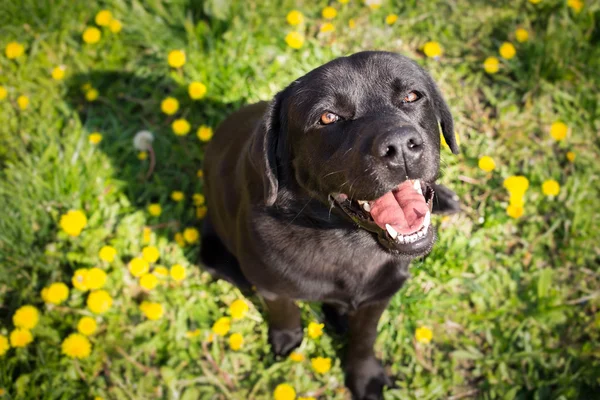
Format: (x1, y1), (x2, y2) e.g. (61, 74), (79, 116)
(140, 273), (159, 290)
(499, 42), (516, 60)
(109, 19), (123, 33)
(89, 132), (103, 144)
(171, 191), (184, 202)
(550, 121), (568, 141)
(174, 232), (186, 247)
(286, 10), (304, 26)
(10, 329), (33, 348)
(415, 326), (433, 344)
(5, 41), (25, 59)
(348, 18), (356, 29)
(153, 266), (169, 277)
(186, 329), (201, 338)
(140, 301), (164, 320)
(274, 384), (296, 400)
(51, 66), (66, 81)
(168, 50), (186, 68)
(506, 204), (524, 219)
(196, 206), (207, 219)
(17, 95), (29, 110)
(509, 192), (525, 208)
(529, 0), (542, 3)
(77, 317), (97, 336)
(183, 227), (199, 243)
(13, 305), (39, 330)
(542, 179), (560, 196)
(229, 299), (249, 319)
(85, 88), (99, 101)
(322, 6), (337, 19)
(129, 257), (149, 277)
(307, 322), (324, 339)
(385, 14), (398, 25)
(320, 23), (335, 33)
(189, 81), (207, 100)
(197, 169), (204, 178)
(147, 203), (162, 216)
(567, 0), (584, 13)
(87, 290), (113, 314)
(160, 97), (179, 115)
(82, 27), (101, 44)
(72, 268), (90, 291)
(99, 245), (117, 262)
(285, 32), (304, 50)
(81, 82), (92, 92)
(197, 125), (213, 142)
(62, 333), (91, 359)
(0, 86), (7, 100)
(515, 28), (529, 43)
(483, 56), (500, 74)
(289, 351), (304, 362)
(212, 317), (231, 336)
(503, 175), (529, 194)
(311, 357), (332, 374)
(0, 335), (9, 356)
(339, 0), (349, 3)
(193, 193), (205, 206)
(478, 156), (496, 172)
(423, 41), (443, 58)
(206, 332), (215, 342)
(170, 264), (186, 281)
(298, 397), (316, 400)
(44, 283), (69, 305)
(142, 227), (152, 244)
(95, 10), (113, 26)
(229, 333), (244, 351)
(172, 119), (191, 136)
(87, 268), (107, 290)
(142, 245), (160, 263)
(566, 151), (576, 162)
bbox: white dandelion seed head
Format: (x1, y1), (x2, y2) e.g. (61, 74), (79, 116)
(133, 130), (154, 151)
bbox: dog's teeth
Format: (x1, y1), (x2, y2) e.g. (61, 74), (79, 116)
(397, 235), (405, 244)
(362, 202), (371, 212)
(413, 180), (423, 195)
(385, 224), (398, 239)
(424, 211), (431, 227)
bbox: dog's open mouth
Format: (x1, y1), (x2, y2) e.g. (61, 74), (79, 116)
(331, 180), (435, 255)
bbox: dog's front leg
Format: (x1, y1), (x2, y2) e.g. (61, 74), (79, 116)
(345, 298), (392, 400)
(264, 297), (304, 357)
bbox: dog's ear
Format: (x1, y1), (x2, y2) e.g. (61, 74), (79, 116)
(248, 91), (288, 206)
(429, 78), (459, 155)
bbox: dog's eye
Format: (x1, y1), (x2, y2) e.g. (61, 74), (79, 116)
(320, 112), (340, 125)
(402, 91), (420, 103)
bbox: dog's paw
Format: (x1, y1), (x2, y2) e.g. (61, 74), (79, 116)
(268, 327), (303, 357)
(345, 356), (393, 400)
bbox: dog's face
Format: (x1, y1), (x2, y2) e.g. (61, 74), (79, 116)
(251, 51), (458, 257)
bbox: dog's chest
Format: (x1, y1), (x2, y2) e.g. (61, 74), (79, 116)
(252, 217), (410, 307)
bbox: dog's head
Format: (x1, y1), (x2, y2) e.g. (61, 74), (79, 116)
(250, 51), (458, 257)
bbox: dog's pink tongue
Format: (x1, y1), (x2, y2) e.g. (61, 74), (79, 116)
(369, 181), (428, 234)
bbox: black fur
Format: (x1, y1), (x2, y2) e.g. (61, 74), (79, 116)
(201, 51), (459, 399)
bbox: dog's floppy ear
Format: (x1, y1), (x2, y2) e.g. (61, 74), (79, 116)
(429, 79), (459, 155)
(248, 91), (288, 206)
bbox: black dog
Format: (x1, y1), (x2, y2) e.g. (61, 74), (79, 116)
(200, 51), (459, 399)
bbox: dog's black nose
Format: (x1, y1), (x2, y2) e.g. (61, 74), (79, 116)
(372, 127), (424, 167)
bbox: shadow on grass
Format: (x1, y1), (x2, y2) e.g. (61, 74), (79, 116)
(64, 70), (241, 263)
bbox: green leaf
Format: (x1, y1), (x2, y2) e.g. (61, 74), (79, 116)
(537, 269), (553, 299)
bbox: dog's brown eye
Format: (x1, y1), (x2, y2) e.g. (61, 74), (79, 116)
(320, 112), (340, 125)
(403, 91), (420, 103)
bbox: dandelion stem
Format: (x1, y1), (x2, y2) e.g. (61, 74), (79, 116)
(145, 145), (156, 180)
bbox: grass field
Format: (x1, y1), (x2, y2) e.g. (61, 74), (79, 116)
(1, 0), (600, 399)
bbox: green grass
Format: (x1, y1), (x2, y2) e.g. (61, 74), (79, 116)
(1, 0), (599, 398)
